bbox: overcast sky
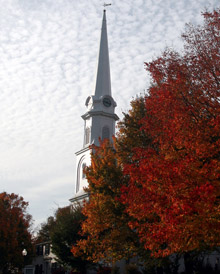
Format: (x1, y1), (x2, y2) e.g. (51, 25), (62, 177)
(0, 0), (219, 229)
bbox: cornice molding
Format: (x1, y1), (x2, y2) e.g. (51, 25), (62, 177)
(82, 110), (119, 121)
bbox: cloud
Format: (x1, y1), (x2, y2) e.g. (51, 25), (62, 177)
(0, 0), (219, 227)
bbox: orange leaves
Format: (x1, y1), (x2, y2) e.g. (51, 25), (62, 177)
(72, 140), (140, 263)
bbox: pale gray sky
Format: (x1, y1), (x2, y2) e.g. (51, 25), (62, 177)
(0, 0), (219, 228)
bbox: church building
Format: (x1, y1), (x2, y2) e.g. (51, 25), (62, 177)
(70, 9), (119, 204)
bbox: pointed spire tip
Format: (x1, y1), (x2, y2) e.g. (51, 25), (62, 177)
(94, 4), (111, 98)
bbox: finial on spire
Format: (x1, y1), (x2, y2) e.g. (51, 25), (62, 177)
(103, 3), (111, 7)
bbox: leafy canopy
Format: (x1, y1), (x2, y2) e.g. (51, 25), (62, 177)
(121, 9), (220, 257)
(36, 205), (91, 273)
(72, 140), (143, 264)
(0, 192), (33, 273)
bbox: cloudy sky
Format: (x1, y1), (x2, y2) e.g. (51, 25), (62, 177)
(0, 0), (219, 229)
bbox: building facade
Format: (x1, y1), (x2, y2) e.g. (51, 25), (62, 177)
(23, 242), (62, 274)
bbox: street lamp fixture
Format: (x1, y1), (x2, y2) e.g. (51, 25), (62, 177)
(22, 249), (27, 256)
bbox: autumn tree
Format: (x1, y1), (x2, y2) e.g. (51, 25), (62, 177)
(0, 192), (33, 273)
(121, 9), (220, 257)
(72, 140), (144, 264)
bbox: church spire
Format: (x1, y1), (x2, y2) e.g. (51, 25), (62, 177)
(70, 7), (118, 203)
(94, 10), (111, 98)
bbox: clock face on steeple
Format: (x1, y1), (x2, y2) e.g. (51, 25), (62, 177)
(103, 97), (111, 107)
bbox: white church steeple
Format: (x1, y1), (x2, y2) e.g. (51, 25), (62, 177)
(83, 9), (118, 147)
(70, 10), (118, 203)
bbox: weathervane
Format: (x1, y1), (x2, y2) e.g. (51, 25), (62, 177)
(103, 2), (112, 9)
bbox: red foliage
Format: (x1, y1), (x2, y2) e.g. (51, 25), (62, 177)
(121, 9), (220, 257)
(0, 192), (33, 271)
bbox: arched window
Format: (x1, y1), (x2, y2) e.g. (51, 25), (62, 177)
(76, 156), (85, 193)
(102, 126), (110, 140)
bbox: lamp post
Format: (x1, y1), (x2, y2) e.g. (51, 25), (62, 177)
(22, 249), (27, 274)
